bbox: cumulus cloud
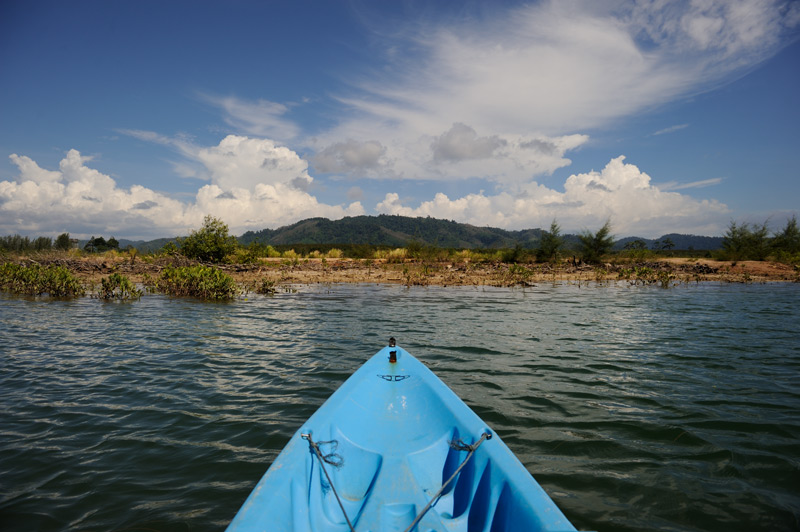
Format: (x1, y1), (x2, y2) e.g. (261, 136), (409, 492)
(1, 137), (364, 238)
(1, 150), (192, 237)
(376, 156), (730, 238)
(196, 135), (313, 191)
(312, 139), (388, 174)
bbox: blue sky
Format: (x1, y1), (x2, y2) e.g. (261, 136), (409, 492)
(1, 0), (798, 240)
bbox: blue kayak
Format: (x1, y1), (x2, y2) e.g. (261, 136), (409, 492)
(226, 341), (577, 532)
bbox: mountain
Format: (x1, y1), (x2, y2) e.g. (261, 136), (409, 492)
(614, 233), (723, 251)
(239, 215), (544, 248)
(238, 215), (723, 250)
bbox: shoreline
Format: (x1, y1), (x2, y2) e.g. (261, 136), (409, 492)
(10, 255), (798, 288)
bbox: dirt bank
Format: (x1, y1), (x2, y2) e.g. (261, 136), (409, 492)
(13, 255), (798, 288)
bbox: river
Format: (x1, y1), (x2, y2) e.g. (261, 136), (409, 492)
(1, 282), (798, 531)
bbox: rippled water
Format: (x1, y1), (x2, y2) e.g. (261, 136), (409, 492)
(1, 282), (799, 531)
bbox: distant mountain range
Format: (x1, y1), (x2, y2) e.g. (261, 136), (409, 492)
(114, 215), (724, 252)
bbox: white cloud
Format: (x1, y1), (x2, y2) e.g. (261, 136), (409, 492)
(375, 156), (730, 238)
(331, 0), (795, 136)
(1, 150), (192, 238)
(294, 0), (795, 191)
(653, 124), (689, 136)
(658, 177), (724, 191)
(630, 0), (795, 62)
(1, 138), (364, 238)
(7, 155), (61, 184)
(195, 135), (313, 191)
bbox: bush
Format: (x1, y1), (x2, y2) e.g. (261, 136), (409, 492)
(0, 262), (85, 297)
(155, 265), (239, 300)
(622, 240), (652, 261)
(99, 273), (142, 300)
(180, 216), (238, 263)
(500, 244), (530, 264)
(255, 278), (277, 295)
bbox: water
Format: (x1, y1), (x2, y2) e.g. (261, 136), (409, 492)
(1, 282), (798, 531)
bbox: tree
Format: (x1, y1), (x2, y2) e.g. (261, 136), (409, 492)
(536, 219), (564, 262)
(748, 222), (770, 261)
(84, 236), (107, 253)
(55, 233), (72, 251)
(578, 220), (615, 263)
(773, 215), (800, 255)
(624, 240), (647, 251)
(721, 220), (770, 261)
(33, 236), (52, 251)
(180, 215), (238, 263)
(624, 239), (649, 261)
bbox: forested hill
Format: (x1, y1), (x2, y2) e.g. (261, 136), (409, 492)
(238, 215), (723, 250)
(239, 215), (542, 248)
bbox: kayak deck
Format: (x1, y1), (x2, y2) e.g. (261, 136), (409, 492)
(226, 345), (576, 532)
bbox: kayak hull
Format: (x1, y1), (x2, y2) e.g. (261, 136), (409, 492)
(226, 345), (576, 532)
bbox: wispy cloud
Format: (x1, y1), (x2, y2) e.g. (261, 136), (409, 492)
(658, 178), (724, 191)
(653, 124), (690, 136)
(199, 94), (300, 141)
(338, 0), (797, 138)
(296, 0), (797, 188)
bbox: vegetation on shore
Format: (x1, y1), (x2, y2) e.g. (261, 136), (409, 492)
(0, 262), (85, 297)
(1, 216), (798, 299)
(98, 273), (142, 300)
(151, 265), (239, 300)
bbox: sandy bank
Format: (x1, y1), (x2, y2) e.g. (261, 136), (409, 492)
(13, 255), (799, 287)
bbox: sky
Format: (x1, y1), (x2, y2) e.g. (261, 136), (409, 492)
(1, 0), (799, 240)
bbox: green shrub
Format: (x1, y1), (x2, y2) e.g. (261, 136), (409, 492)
(255, 278), (277, 295)
(0, 262), (85, 297)
(155, 265), (239, 300)
(500, 245), (532, 264)
(99, 273), (142, 300)
(180, 215), (237, 263)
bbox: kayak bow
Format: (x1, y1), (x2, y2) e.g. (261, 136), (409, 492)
(226, 341), (577, 532)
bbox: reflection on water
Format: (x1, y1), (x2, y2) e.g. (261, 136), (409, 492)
(1, 283), (799, 531)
